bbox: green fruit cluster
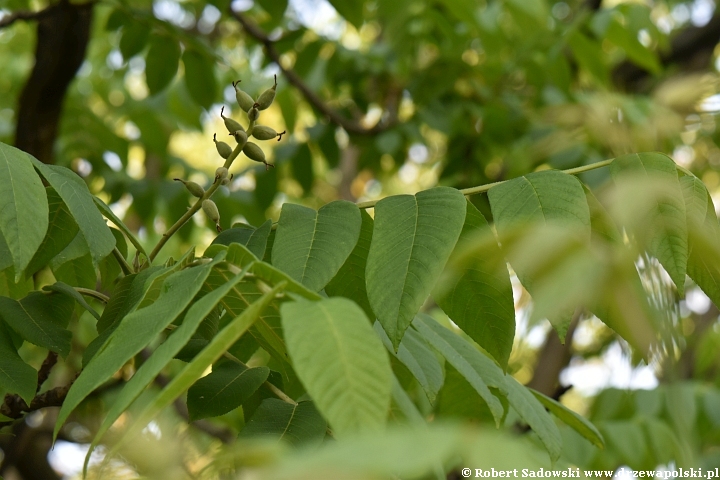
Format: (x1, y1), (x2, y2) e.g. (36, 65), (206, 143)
(174, 77), (286, 235)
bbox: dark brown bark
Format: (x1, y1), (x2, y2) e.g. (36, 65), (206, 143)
(526, 311), (581, 398)
(14, 1), (94, 164)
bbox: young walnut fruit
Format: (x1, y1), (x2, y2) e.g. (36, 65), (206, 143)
(174, 178), (205, 198)
(254, 75), (277, 110)
(233, 80), (255, 112)
(251, 125), (286, 141)
(213, 133), (233, 159)
(220, 106), (244, 134)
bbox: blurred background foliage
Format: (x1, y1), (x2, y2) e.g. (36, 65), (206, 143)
(1, 0), (720, 478)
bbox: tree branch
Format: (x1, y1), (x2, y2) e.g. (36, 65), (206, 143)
(14, 0), (95, 164)
(0, 8), (52, 29)
(230, 11), (398, 136)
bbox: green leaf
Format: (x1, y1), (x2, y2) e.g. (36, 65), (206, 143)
(567, 30), (608, 85)
(530, 389), (605, 449)
(211, 219), (272, 259)
(256, 0), (288, 18)
(119, 20), (150, 61)
(42, 282), (100, 321)
(0, 291), (73, 357)
(325, 210), (374, 318)
(145, 34), (181, 95)
(30, 159), (116, 264)
(0, 142), (48, 279)
(107, 281), (285, 457)
(272, 201), (361, 292)
(436, 365), (504, 422)
(25, 187), (77, 278)
(281, 297), (392, 436)
(327, 0), (364, 29)
(206, 266), (290, 363)
(374, 322), (444, 403)
(252, 261), (322, 301)
(83, 268), (251, 475)
(291, 143), (314, 194)
(93, 196), (146, 257)
(434, 200), (515, 369)
(54, 254), (225, 440)
(681, 175), (720, 306)
(502, 376), (562, 462)
(366, 187), (466, 350)
(411, 314), (505, 426)
(188, 362), (269, 421)
(183, 49), (217, 109)
(52, 253), (96, 289)
(605, 16), (661, 75)
(610, 152), (688, 294)
(488, 170), (590, 237)
(488, 170), (590, 338)
(0, 322), (36, 404)
(240, 399), (327, 446)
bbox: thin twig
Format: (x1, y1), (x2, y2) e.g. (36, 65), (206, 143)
(0, 8), (50, 29)
(231, 11), (398, 135)
(112, 247), (133, 275)
(74, 287), (110, 304)
(149, 140), (246, 263)
(356, 158), (616, 209)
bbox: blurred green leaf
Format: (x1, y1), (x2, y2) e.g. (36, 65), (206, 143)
(0, 291), (73, 356)
(183, 49), (217, 109)
(119, 20), (150, 61)
(0, 322), (36, 404)
(188, 362), (269, 420)
(145, 35), (181, 96)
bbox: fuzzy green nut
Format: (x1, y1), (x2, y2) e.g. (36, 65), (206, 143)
(247, 106), (259, 122)
(233, 80), (255, 112)
(232, 129), (248, 146)
(251, 125), (286, 141)
(174, 178), (205, 198)
(202, 199), (221, 232)
(220, 106), (244, 134)
(213, 133), (233, 159)
(254, 75), (277, 110)
(215, 167), (229, 183)
(243, 141), (274, 170)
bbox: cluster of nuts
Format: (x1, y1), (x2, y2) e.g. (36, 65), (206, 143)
(174, 76), (286, 233)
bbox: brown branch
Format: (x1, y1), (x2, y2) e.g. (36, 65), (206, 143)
(0, 373), (79, 425)
(230, 11), (398, 136)
(0, 8), (53, 29)
(36, 351), (58, 392)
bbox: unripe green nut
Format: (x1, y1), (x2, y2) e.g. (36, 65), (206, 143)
(221, 173), (234, 186)
(255, 75), (277, 110)
(233, 80), (255, 112)
(232, 129), (248, 145)
(251, 125), (286, 141)
(213, 133), (233, 159)
(220, 106), (244, 134)
(247, 107), (259, 122)
(243, 142), (266, 163)
(174, 178), (205, 198)
(202, 199), (220, 223)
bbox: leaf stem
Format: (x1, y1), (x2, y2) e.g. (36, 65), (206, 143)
(149, 141), (246, 263)
(112, 247), (133, 275)
(74, 288), (109, 304)
(356, 158), (615, 209)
